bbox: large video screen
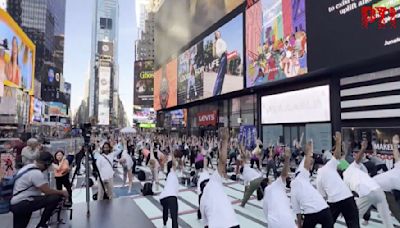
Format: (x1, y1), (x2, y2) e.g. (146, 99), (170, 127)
(246, 0), (307, 88)
(0, 9), (35, 94)
(134, 60), (154, 107)
(155, 0), (243, 67)
(177, 14), (244, 105)
(307, 0), (400, 70)
(153, 59), (177, 111)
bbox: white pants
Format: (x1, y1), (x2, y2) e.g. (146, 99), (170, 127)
(98, 178), (113, 200)
(357, 189), (394, 228)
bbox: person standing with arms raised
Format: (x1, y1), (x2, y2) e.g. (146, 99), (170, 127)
(316, 132), (359, 227)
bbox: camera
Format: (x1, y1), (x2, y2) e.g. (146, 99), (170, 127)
(81, 123), (92, 145)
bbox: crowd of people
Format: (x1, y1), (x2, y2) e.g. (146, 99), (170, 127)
(1, 128), (399, 228)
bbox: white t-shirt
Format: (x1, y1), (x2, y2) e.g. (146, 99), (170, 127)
(291, 167), (329, 214)
(197, 171), (210, 194)
(200, 172), (239, 228)
(121, 150), (134, 169)
(11, 164), (47, 205)
(215, 38), (227, 58)
(242, 164), (262, 186)
(96, 149), (121, 180)
(263, 177), (296, 228)
(343, 162), (381, 197)
(159, 170), (179, 200)
(373, 161), (400, 192)
(316, 157), (353, 203)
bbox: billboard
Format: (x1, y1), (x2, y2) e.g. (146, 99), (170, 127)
(133, 107), (156, 124)
(246, 0), (307, 88)
(97, 41), (114, 57)
(32, 98), (42, 122)
(154, 59), (177, 111)
(134, 60), (154, 106)
(48, 101), (67, 116)
(63, 82), (71, 106)
(307, 0), (400, 70)
(98, 66), (111, 125)
(0, 86), (16, 115)
(155, 0), (243, 67)
(0, 9), (35, 95)
(177, 14), (244, 105)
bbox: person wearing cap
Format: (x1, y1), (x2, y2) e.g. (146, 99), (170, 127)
(21, 138), (40, 166)
(316, 132), (359, 227)
(262, 146), (296, 228)
(10, 151), (69, 228)
(343, 139), (394, 228)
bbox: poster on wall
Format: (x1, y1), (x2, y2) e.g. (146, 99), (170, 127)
(154, 59), (177, 111)
(155, 0), (243, 67)
(246, 0), (307, 88)
(134, 60), (154, 106)
(307, 0), (400, 70)
(0, 9), (35, 95)
(238, 125), (257, 149)
(177, 14), (244, 105)
(98, 66), (111, 125)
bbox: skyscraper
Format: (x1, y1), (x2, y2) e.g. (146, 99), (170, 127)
(89, 0), (119, 127)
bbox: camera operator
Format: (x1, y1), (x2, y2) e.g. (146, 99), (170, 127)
(10, 151), (69, 228)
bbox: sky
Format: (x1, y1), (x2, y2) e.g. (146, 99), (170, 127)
(64, 0), (136, 125)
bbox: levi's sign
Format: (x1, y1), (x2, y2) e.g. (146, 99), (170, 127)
(197, 111), (218, 126)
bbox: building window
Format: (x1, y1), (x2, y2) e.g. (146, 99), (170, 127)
(100, 17), (112, 30)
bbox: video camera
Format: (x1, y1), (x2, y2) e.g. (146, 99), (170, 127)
(81, 123), (92, 145)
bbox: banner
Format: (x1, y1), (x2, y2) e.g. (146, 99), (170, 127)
(177, 14), (244, 105)
(155, 0), (243, 67)
(98, 66), (111, 125)
(246, 0), (307, 88)
(134, 60), (154, 106)
(0, 9), (35, 94)
(154, 59), (177, 111)
(197, 110), (218, 127)
(238, 125), (257, 150)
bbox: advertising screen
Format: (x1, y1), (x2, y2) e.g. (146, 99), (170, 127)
(98, 66), (111, 125)
(133, 107), (156, 124)
(48, 101), (67, 116)
(177, 14), (244, 105)
(97, 41), (114, 57)
(154, 59), (177, 111)
(246, 0), (307, 88)
(261, 85), (331, 124)
(32, 98), (42, 123)
(170, 109), (184, 125)
(155, 0), (243, 67)
(0, 9), (35, 94)
(307, 0), (400, 70)
(134, 60), (154, 106)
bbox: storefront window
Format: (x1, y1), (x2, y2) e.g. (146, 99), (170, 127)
(342, 127), (400, 155)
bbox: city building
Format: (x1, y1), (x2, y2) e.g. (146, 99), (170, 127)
(0, 0), (6, 9)
(88, 0), (122, 128)
(154, 0), (400, 163)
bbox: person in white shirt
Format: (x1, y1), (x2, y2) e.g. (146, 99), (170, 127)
(159, 153), (179, 228)
(200, 128), (240, 228)
(197, 156), (210, 220)
(291, 141), (333, 228)
(119, 139), (134, 193)
(212, 30), (228, 96)
(316, 132), (360, 227)
(262, 146), (296, 228)
(239, 162), (263, 207)
(343, 139), (394, 228)
(95, 141), (122, 200)
(373, 134), (400, 222)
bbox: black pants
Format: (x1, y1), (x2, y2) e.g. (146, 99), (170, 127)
(328, 196), (360, 228)
(11, 195), (62, 228)
(376, 163), (388, 172)
(55, 174), (72, 203)
(146, 151), (159, 166)
(228, 153), (237, 166)
(266, 159), (278, 179)
(160, 196), (178, 228)
(303, 207), (334, 228)
(197, 193), (203, 219)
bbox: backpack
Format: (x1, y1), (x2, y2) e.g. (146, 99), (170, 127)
(142, 182), (153, 196)
(0, 167), (39, 214)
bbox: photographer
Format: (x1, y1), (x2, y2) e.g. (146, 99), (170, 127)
(10, 152), (69, 228)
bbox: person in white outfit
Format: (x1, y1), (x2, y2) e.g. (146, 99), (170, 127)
(343, 139), (394, 228)
(119, 139), (134, 193)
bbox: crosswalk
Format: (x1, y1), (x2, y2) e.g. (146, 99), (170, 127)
(70, 162), (400, 228)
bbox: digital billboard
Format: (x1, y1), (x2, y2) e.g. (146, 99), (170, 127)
(307, 0), (400, 70)
(154, 59), (177, 111)
(0, 9), (35, 94)
(134, 60), (154, 106)
(246, 0), (307, 88)
(98, 66), (111, 125)
(31, 98), (42, 123)
(48, 101), (67, 116)
(97, 41), (114, 57)
(155, 0), (243, 67)
(177, 14), (244, 105)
